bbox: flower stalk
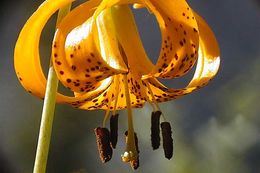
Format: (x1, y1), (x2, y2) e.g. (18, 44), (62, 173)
(33, 5), (71, 173)
(33, 66), (58, 173)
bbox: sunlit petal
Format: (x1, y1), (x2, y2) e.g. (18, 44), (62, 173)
(52, 2), (128, 93)
(142, 0), (200, 79)
(14, 0), (112, 105)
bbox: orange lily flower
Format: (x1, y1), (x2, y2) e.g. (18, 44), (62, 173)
(14, 0), (220, 169)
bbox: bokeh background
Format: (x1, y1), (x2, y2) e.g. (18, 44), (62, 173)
(0, 0), (260, 172)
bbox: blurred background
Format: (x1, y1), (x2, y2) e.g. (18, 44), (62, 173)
(0, 0), (260, 172)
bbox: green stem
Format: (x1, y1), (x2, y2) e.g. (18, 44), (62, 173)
(33, 5), (71, 173)
(33, 67), (59, 173)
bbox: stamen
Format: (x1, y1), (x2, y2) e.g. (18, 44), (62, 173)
(145, 81), (167, 121)
(151, 111), (161, 150)
(110, 113), (119, 148)
(94, 127), (113, 163)
(110, 76), (119, 149)
(112, 75), (120, 115)
(121, 75), (138, 163)
(102, 109), (110, 127)
(161, 122), (173, 160)
(144, 93), (156, 112)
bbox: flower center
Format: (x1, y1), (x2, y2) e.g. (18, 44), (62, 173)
(91, 4), (174, 170)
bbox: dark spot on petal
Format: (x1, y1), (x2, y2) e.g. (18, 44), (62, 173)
(71, 65), (76, 71)
(56, 61), (61, 65)
(66, 79), (71, 83)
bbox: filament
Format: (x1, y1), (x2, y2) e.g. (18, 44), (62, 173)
(145, 80), (167, 121)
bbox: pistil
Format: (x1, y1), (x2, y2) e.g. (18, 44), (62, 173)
(121, 74), (138, 163)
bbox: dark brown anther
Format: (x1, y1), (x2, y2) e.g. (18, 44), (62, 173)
(125, 131), (140, 170)
(94, 127), (113, 163)
(161, 122), (173, 160)
(151, 111), (161, 150)
(110, 114), (119, 149)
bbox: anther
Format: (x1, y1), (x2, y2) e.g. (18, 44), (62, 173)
(161, 122), (173, 160)
(94, 127), (113, 163)
(110, 114), (119, 148)
(151, 111), (161, 150)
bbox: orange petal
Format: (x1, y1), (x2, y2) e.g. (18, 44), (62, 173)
(142, 0), (200, 79)
(144, 12), (220, 102)
(14, 0), (112, 105)
(53, 4), (128, 93)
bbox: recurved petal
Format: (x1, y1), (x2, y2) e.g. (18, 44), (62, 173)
(142, 0), (199, 79)
(111, 5), (154, 75)
(144, 13), (220, 102)
(15, 0), (73, 99)
(14, 0), (112, 105)
(89, 0), (155, 77)
(187, 12), (220, 87)
(145, 78), (194, 102)
(52, 2), (128, 93)
(93, 0), (199, 78)
(75, 76), (118, 110)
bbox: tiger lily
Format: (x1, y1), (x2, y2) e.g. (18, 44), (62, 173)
(14, 0), (220, 170)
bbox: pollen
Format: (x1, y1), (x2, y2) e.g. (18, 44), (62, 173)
(94, 127), (113, 163)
